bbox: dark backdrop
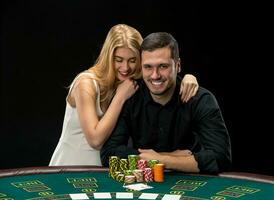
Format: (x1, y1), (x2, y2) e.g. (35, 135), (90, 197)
(1, 1), (273, 175)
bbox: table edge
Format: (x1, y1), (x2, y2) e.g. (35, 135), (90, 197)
(0, 166), (273, 184)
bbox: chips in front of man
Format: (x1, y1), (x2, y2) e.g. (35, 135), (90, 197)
(108, 155), (164, 183)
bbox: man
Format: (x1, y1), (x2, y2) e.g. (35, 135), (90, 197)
(101, 32), (231, 174)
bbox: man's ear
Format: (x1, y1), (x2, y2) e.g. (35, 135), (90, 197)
(177, 58), (181, 73)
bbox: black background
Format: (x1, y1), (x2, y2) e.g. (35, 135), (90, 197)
(1, 1), (273, 175)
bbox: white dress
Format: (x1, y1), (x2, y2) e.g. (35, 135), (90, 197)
(49, 72), (104, 166)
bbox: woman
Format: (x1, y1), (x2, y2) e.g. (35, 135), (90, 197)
(49, 24), (198, 166)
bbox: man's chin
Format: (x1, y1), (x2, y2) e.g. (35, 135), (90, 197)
(150, 89), (165, 96)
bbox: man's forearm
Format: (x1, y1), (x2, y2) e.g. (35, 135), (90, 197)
(159, 154), (200, 173)
(159, 150), (192, 157)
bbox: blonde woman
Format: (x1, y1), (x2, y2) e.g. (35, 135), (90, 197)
(49, 24), (198, 166)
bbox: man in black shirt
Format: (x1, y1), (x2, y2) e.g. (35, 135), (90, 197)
(101, 32), (231, 174)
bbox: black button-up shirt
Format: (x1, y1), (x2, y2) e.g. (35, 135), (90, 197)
(101, 78), (232, 173)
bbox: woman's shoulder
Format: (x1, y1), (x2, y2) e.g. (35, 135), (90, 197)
(75, 70), (97, 80)
(70, 71), (98, 95)
(72, 70), (97, 84)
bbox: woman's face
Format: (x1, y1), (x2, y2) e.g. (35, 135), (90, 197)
(114, 47), (138, 81)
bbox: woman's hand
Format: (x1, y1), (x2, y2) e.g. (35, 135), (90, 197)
(115, 79), (139, 101)
(180, 74), (199, 103)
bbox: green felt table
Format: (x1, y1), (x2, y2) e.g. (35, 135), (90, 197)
(0, 167), (273, 200)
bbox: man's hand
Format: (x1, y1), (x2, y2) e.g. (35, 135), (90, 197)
(138, 149), (161, 161)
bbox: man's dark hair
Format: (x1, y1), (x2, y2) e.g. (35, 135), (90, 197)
(141, 32), (179, 61)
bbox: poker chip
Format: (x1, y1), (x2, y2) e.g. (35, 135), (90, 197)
(113, 171), (122, 180)
(137, 159), (148, 170)
(119, 158), (129, 172)
(124, 175), (136, 184)
(116, 173), (125, 182)
(153, 163), (165, 182)
(143, 167), (154, 182)
(108, 156), (163, 184)
(109, 156), (120, 178)
(148, 159), (159, 168)
(124, 170), (133, 176)
(133, 169), (144, 182)
(128, 155), (139, 170)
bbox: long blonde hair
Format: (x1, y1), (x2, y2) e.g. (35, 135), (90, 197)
(89, 24), (143, 103)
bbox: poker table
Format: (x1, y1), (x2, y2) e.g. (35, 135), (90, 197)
(0, 166), (273, 200)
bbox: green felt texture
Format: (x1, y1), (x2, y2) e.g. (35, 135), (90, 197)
(0, 171), (273, 199)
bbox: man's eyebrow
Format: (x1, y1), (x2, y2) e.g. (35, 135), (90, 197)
(142, 63), (152, 67)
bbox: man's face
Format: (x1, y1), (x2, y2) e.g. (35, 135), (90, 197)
(141, 47), (179, 97)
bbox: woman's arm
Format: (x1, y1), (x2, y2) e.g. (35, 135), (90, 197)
(73, 78), (138, 150)
(180, 74), (199, 103)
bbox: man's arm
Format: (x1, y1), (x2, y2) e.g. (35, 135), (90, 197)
(191, 89), (232, 173)
(100, 101), (138, 167)
(139, 149), (199, 173)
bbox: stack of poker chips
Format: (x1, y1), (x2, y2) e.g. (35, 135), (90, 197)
(132, 169), (144, 182)
(153, 163), (165, 182)
(119, 159), (129, 172)
(108, 155), (164, 184)
(148, 159), (159, 168)
(128, 155), (139, 170)
(109, 156), (120, 179)
(137, 159), (148, 170)
(143, 167), (153, 182)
